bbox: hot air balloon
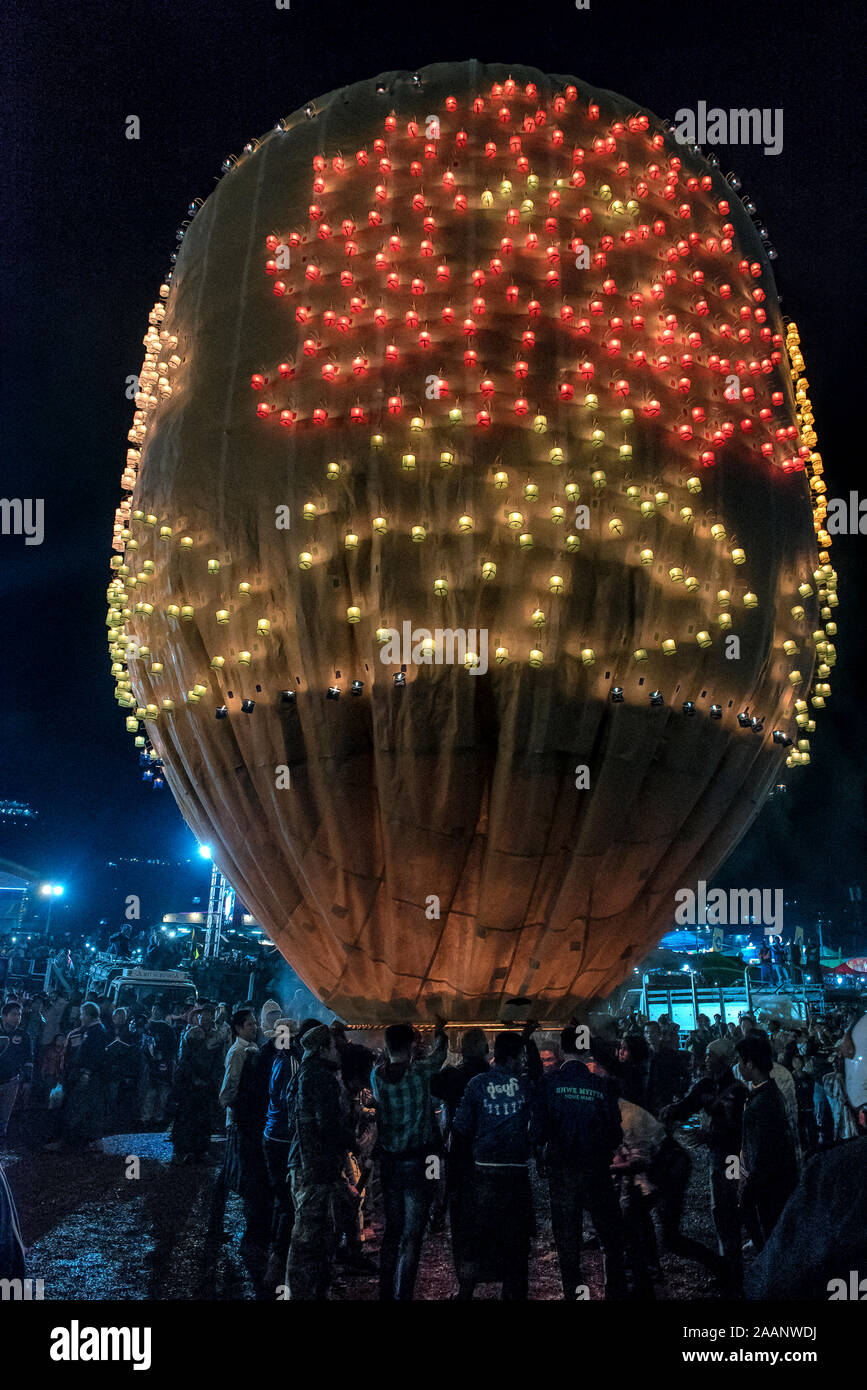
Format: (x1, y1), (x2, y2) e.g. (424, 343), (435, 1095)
(108, 62), (836, 1023)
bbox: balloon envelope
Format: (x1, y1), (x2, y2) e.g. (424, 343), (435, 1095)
(111, 63), (825, 1022)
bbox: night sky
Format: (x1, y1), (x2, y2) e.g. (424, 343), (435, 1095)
(2, 0), (865, 917)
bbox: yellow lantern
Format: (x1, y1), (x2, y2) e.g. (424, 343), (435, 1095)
(718, 613), (732, 631)
(548, 575), (564, 593)
(458, 514), (474, 532)
(717, 590), (731, 609)
(347, 606), (361, 623)
(211, 656), (225, 670)
(507, 512), (524, 529)
(375, 628), (390, 645)
(238, 582), (252, 599)
(180, 605), (195, 621)
(524, 483), (539, 501)
(207, 558), (220, 574)
(529, 648), (544, 668)
(531, 608), (546, 629)
(434, 579), (448, 598)
(608, 517), (623, 536)
(411, 526), (426, 543)
(550, 506), (565, 524)
(662, 639), (677, 656)
(298, 552), (313, 569)
(549, 447), (564, 466)
(788, 670), (802, 686)
(370, 434), (384, 450)
(565, 534), (581, 552)
(238, 651), (252, 667)
(518, 533), (534, 550)
(639, 549), (654, 565)
(686, 477), (702, 494)
(303, 503), (317, 522)
(440, 451), (456, 469)
(372, 516), (387, 534)
(216, 609), (230, 623)
(161, 699), (175, 713)
(344, 533), (359, 550)
(495, 646), (510, 665)
(402, 453), (416, 471)
(633, 648), (648, 662)
(742, 592), (758, 608)
(669, 567), (684, 584)
(481, 562), (497, 582)
(493, 470), (509, 488)
(591, 470), (606, 489)
(580, 648), (595, 666)
(696, 630), (712, 648)
(125, 716), (139, 733)
(731, 548), (746, 566)
(326, 461), (341, 480)
(257, 618), (271, 636)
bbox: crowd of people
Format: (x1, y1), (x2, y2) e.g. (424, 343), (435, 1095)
(1, 969), (865, 1300)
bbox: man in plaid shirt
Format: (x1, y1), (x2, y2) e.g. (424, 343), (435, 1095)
(371, 1017), (448, 1299)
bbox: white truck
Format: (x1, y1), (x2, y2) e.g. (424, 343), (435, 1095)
(85, 956), (197, 1012)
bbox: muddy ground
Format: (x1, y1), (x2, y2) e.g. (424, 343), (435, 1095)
(4, 1124), (728, 1301)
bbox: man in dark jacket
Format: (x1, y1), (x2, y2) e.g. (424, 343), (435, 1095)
(0, 1001), (33, 1146)
(430, 1027), (490, 1281)
(663, 1037), (748, 1293)
(532, 1025), (627, 1300)
(646, 1028), (690, 1113)
(735, 1033), (798, 1250)
(262, 1016), (318, 1283)
(452, 1026), (540, 1300)
(285, 1024), (353, 1300)
(62, 1003), (110, 1151)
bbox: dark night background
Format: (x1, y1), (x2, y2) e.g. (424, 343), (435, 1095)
(1, 0), (865, 934)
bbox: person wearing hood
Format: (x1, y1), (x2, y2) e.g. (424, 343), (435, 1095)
(167, 1026), (214, 1163)
(745, 1010), (867, 1299)
(371, 1017), (448, 1301)
(430, 1027), (490, 1283)
(285, 1023), (354, 1300)
(259, 999), (282, 1044)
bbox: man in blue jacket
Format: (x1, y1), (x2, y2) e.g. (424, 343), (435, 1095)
(532, 1025), (628, 1299)
(452, 1025), (540, 1299)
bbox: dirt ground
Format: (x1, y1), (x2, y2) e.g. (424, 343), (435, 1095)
(4, 1124), (725, 1301)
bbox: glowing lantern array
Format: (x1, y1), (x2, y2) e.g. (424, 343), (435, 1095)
(107, 63), (834, 1022)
